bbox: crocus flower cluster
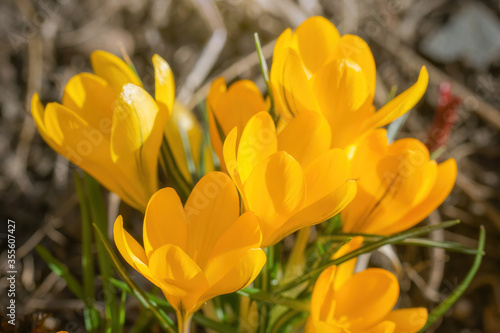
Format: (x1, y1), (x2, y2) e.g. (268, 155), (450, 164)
(31, 15), (459, 333)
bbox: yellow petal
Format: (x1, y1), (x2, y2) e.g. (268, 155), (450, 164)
(334, 268), (399, 331)
(243, 152), (306, 246)
(208, 78), (266, 163)
(153, 54), (175, 116)
(384, 308), (428, 332)
(31, 93), (54, 147)
(183, 172), (240, 265)
(90, 50), (143, 93)
(310, 265), (337, 323)
(148, 244), (209, 314)
(312, 59), (371, 148)
(207, 77), (227, 162)
(40, 100), (144, 209)
(237, 111), (278, 182)
(202, 248), (266, 302)
(278, 111), (331, 169)
(111, 84), (166, 207)
(292, 16), (341, 75)
(43, 102), (110, 163)
(223, 128), (247, 208)
(272, 27), (292, 65)
(303, 149), (350, 204)
(113, 216), (156, 284)
(270, 48), (317, 119)
(203, 211), (262, 283)
(111, 83), (159, 160)
(333, 34), (376, 97)
(306, 320), (347, 333)
(143, 188), (188, 258)
(347, 129), (388, 179)
(384, 158), (457, 235)
(343, 136), (439, 234)
(332, 236), (364, 291)
(61, 73), (116, 131)
(358, 321), (395, 333)
(266, 180), (356, 247)
(365, 66), (428, 130)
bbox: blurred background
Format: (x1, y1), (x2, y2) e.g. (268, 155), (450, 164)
(1, 0), (500, 332)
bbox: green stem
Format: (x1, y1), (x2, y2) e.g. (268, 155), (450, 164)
(321, 235), (479, 255)
(419, 226), (486, 331)
(83, 173), (119, 332)
(177, 311), (193, 333)
(109, 278), (236, 333)
(160, 137), (192, 202)
(74, 172), (100, 332)
(274, 220), (460, 294)
(254, 32), (277, 123)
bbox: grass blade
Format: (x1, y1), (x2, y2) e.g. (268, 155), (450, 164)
(419, 225), (486, 331)
(321, 234), (479, 255)
(35, 245), (84, 300)
(273, 220), (460, 294)
(83, 172), (119, 332)
(237, 288), (309, 312)
(74, 172), (100, 332)
(254, 32), (276, 121)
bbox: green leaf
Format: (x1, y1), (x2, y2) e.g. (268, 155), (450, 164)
(35, 245), (84, 301)
(210, 105), (227, 146)
(321, 235), (479, 255)
(237, 288), (309, 312)
(419, 226), (486, 331)
(273, 220), (461, 294)
(92, 224), (177, 333)
(198, 99), (220, 171)
(74, 172), (101, 332)
(83, 172), (120, 332)
(118, 290), (127, 332)
(254, 32), (277, 123)
(160, 136), (192, 202)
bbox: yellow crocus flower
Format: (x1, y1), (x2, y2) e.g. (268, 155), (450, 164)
(114, 171), (266, 331)
(307, 237), (427, 333)
(223, 111), (356, 247)
(270, 16), (429, 148)
(307, 266), (428, 333)
(31, 51), (173, 211)
(207, 77), (268, 168)
(342, 129), (457, 235)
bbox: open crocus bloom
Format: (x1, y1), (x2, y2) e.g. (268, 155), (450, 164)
(114, 172), (266, 329)
(207, 77), (268, 168)
(307, 266), (428, 333)
(342, 129), (457, 235)
(223, 111), (356, 247)
(270, 16), (429, 148)
(307, 236), (428, 333)
(31, 51), (172, 211)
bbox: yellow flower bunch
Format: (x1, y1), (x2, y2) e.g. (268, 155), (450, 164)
(270, 16), (429, 149)
(30, 15), (474, 333)
(32, 51), (172, 211)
